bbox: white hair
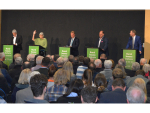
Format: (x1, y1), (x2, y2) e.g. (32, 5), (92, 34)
(142, 64), (150, 73)
(132, 62), (140, 71)
(28, 71), (40, 84)
(140, 58), (147, 64)
(104, 60), (112, 69)
(118, 58), (126, 67)
(56, 57), (64, 66)
(15, 57), (23, 65)
(36, 56), (44, 65)
(27, 54), (35, 61)
(12, 29), (17, 33)
(39, 32), (44, 37)
(94, 59), (102, 67)
(0, 52), (5, 59)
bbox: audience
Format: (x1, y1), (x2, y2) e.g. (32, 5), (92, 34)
(27, 54), (35, 67)
(109, 59), (115, 69)
(53, 54), (60, 68)
(56, 57), (64, 69)
(9, 53), (21, 70)
(130, 62), (140, 77)
(100, 53), (107, 69)
(142, 64), (150, 78)
(90, 58), (95, 63)
(146, 81), (150, 102)
(78, 55), (84, 65)
(22, 61), (31, 70)
(31, 56), (44, 71)
(140, 58), (147, 69)
(88, 62), (96, 72)
(72, 56), (79, 75)
(63, 57), (68, 63)
(0, 52), (8, 70)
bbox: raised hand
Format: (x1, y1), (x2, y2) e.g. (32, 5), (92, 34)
(33, 30), (36, 35)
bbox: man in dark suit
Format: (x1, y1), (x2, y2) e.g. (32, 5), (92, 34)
(67, 31), (80, 57)
(96, 30), (109, 57)
(0, 52), (8, 70)
(99, 78), (127, 103)
(126, 29), (142, 63)
(11, 29), (23, 55)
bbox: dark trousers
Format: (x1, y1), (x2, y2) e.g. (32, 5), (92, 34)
(136, 52), (141, 63)
(13, 45), (20, 55)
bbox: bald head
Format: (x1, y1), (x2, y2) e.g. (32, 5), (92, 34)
(140, 58), (147, 66)
(94, 59), (102, 68)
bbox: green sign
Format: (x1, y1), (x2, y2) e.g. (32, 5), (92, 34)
(59, 47), (70, 58)
(3, 45), (13, 67)
(123, 49), (136, 70)
(87, 48), (99, 60)
(29, 46), (39, 55)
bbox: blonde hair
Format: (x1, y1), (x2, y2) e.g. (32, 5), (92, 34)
(142, 64), (150, 73)
(54, 69), (69, 85)
(70, 31), (75, 34)
(18, 69), (32, 84)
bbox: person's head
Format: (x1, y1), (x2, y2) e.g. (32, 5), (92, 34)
(99, 30), (104, 38)
(90, 58), (95, 63)
(22, 61), (31, 70)
(74, 56), (79, 63)
(126, 86), (146, 103)
(132, 62), (140, 71)
(30, 74), (48, 98)
(41, 57), (50, 67)
(12, 29), (17, 36)
(95, 73), (105, 78)
(54, 69), (69, 85)
(54, 54), (60, 62)
(15, 57), (23, 65)
(70, 31), (75, 38)
(112, 68), (124, 79)
(81, 86), (98, 103)
(28, 71), (40, 85)
(112, 78), (126, 91)
(142, 64), (150, 73)
(104, 60), (112, 69)
(118, 58), (126, 67)
(83, 57), (90, 66)
(78, 55), (84, 63)
(27, 54), (35, 61)
(140, 58), (147, 66)
(0, 52), (5, 61)
(100, 53), (107, 60)
(135, 70), (145, 76)
(36, 56), (44, 65)
(115, 64), (127, 79)
(68, 55), (74, 63)
(13, 53), (21, 60)
(94, 75), (107, 92)
(129, 29), (136, 37)
(88, 62), (96, 71)
(39, 32), (44, 39)
(109, 59), (115, 69)
(82, 69), (93, 86)
(64, 79), (84, 97)
(63, 57), (68, 63)
(56, 57), (64, 67)
(48, 64), (57, 78)
(94, 59), (102, 68)
(18, 69), (32, 84)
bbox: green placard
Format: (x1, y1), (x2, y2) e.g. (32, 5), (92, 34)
(87, 48), (99, 60)
(3, 45), (13, 67)
(59, 47), (70, 58)
(123, 49), (136, 70)
(29, 46), (39, 55)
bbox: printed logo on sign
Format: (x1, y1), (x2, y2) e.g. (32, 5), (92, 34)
(31, 49), (36, 51)
(90, 51), (95, 53)
(126, 53), (132, 55)
(62, 50), (67, 52)
(6, 48), (10, 50)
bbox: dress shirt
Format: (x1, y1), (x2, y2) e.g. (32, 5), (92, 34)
(13, 35), (17, 45)
(132, 35), (136, 49)
(70, 37), (75, 46)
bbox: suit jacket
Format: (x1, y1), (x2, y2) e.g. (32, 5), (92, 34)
(0, 76), (11, 94)
(100, 69), (112, 81)
(99, 88), (127, 103)
(36, 68), (49, 79)
(126, 35), (142, 51)
(125, 68), (136, 77)
(0, 61), (8, 70)
(96, 36), (109, 56)
(11, 35), (23, 50)
(67, 37), (80, 56)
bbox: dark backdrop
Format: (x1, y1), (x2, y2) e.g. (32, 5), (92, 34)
(1, 10), (145, 63)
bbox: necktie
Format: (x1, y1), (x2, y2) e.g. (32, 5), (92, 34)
(132, 38), (134, 49)
(70, 39), (73, 46)
(98, 39), (101, 48)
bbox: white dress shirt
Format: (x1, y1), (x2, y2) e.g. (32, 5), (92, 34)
(132, 35), (136, 49)
(13, 35), (17, 45)
(70, 37), (75, 46)
(98, 37), (103, 48)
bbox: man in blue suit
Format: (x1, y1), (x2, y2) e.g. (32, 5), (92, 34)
(67, 31), (80, 56)
(126, 29), (142, 62)
(96, 30), (109, 57)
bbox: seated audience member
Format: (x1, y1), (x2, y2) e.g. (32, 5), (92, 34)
(24, 74), (48, 103)
(126, 86), (146, 103)
(56, 57), (64, 69)
(68, 55), (77, 74)
(78, 55), (84, 65)
(46, 69), (68, 102)
(31, 56), (44, 71)
(90, 58), (95, 63)
(57, 79), (84, 103)
(88, 62), (96, 72)
(22, 61), (31, 70)
(53, 54), (60, 68)
(93, 59), (103, 81)
(0, 62), (12, 86)
(63, 57), (68, 63)
(15, 71), (40, 103)
(0, 52), (8, 70)
(100, 53), (107, 69)
(109, 59), (115, 69)
(27, 54), (36, 67)
(81, 86), (98, 103)
(130, 62), (140, 77)
(100, 60), (112, 81)
(47, 64), (57, 88)
(99, 78), (127, 103)
(146, 81), (150, 102)
(9, 53), (21, 70)
(46, 54), (54, 66)
(94, 75), (108, 100)
(36, 57), (50, 79)
(140, 58), (147, 69)
(82, 69), (94, 87)
(11, 69), (32, 103)
(126, 70), (149, 88)
(76, 57), (90, 79)
(142, 64), (150, 78)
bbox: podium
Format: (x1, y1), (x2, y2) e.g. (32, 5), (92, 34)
(59, 47), (70, 58)
(29, 45), (46, 56)
(87, 48), (99, 60)
(3, 45), (13, 67)
(122, 49), (136, 70)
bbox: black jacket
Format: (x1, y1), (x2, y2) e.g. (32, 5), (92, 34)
(0, 76), (11, 94)
(57, 96), (81, 103)
(11, 35), (23, 50)
(0, 61), (8, 70)
(36, 68), (49, 79)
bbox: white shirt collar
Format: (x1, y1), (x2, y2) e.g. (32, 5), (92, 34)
(13, 35), (17, 38)
(99, 36), (104, 40)
(132, 35), (136, 39)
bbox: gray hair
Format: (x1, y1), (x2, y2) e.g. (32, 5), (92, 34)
(90, 58), (95, 63)
(39, 32), (44, 37)
(94, 59), (102, 67)
(104, 60), (112, 69)
(132, 62), (140, 71)
(126, 86), (145, 103)
(118, 58), (126, 67)
(27, 54), (35, 61)
(36, 56), (44, 65)
(12, 29), (17, 33)
(15, 57), (23, 65)
(56, 57), (64, 66)
(142, 64), (150, 73)
(0, 52), (5, 59)
(68, 55), (74, 62)
(140, 58), (147, 65)
(28, 71), (40, 84)
(63, 57), (68, 63)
